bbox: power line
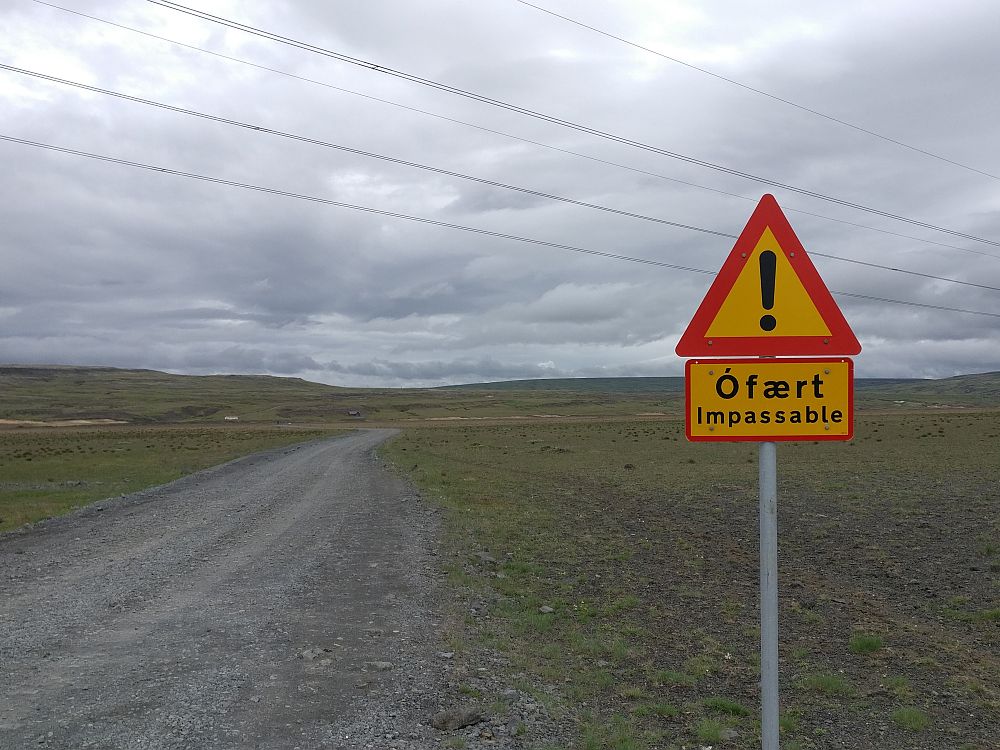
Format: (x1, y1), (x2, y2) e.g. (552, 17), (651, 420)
(0, 134), (711, 273)
(833, 290), (1000, 318)
(145, 0), (1000, 249)
(0, 64), (729, 241)
(513, 0), (1000, 182)
(4, 132), (999, 321)
(7, 63), (998, 294)
(33, 0), (999, 261)
(805, 254), (1000, 293)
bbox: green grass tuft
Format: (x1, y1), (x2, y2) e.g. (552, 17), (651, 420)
(848, 633), (884, 654)
(695, 718), (724, 743)
(653, 669), (696, 688)
(892, 706), (931, 731)
(703, 696), (751, 716)
(799, 672), (853, 696)
(632, 702), (680, 719)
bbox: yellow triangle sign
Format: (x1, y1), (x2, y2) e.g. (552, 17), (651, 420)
(676, 195), (860, 356)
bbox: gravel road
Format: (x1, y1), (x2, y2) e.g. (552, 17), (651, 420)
(0, 429), (519, 750)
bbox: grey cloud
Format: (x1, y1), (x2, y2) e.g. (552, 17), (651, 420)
(445, 185), (551, 215)
(2, 0), (999, 386)
(178, 347), (322, 374)
(325, 356), (569, 383)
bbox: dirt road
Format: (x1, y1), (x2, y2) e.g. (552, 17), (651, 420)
(0, 430), (453, 749)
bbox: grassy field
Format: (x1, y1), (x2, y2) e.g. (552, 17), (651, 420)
(3, 365), (999, 747)
(0, 366), (685, 423)
(0, 425), (339, 532)
(382, 411), (999, 749)
(4, 366), (1000, 425)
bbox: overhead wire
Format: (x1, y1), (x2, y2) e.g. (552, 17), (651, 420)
(833, 290), (1000, 317)
(0, 134), (713, 275)
(513, 0), (1000, 182)
(32, 0), (999, 261)
(4, 132), (999, 321)
(0, 63), (731, 241)
(6, 62), (999, 294)
(144, 0), (1000, 249)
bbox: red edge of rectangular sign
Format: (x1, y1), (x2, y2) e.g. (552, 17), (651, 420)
(684, 358), (854, 443)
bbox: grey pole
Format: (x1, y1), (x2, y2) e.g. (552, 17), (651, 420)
(759, 441), (779, 750)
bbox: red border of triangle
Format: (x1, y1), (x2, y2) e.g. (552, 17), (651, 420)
(675, 194), (861, 356)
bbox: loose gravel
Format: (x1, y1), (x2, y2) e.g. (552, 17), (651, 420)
(0, 429), (564, 749)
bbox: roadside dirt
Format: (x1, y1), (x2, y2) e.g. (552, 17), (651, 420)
(387, 419), (999, 749)
(0, 419), (128, 428)
(0, 430), (534, 749)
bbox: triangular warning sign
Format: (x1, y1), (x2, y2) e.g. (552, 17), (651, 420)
(676, 194), (861, 356)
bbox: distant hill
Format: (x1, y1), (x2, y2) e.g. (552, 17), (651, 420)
(446, 372), (1000, 407)
(855, 371), (1000, 406)
(0, 365), (682, 423)
(0, 366), (997, 424)
(443, 377), (686, 393)
(0, 366), (344, 423)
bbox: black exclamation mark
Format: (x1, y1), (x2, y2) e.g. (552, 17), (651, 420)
(759, 250), (777, 332)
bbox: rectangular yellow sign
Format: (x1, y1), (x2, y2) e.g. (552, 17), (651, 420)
(686, 358), (853, 442)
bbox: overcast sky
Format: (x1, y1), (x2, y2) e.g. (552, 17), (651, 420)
(3, 0), (1000, 386)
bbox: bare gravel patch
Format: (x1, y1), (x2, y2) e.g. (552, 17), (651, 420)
(0, 429), (558, 749)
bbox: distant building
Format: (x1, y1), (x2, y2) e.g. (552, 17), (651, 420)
(224, 416), (240, 421)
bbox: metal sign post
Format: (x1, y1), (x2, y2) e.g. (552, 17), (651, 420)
(676, 194), (861, 750)
(759, 441), (779, 750)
